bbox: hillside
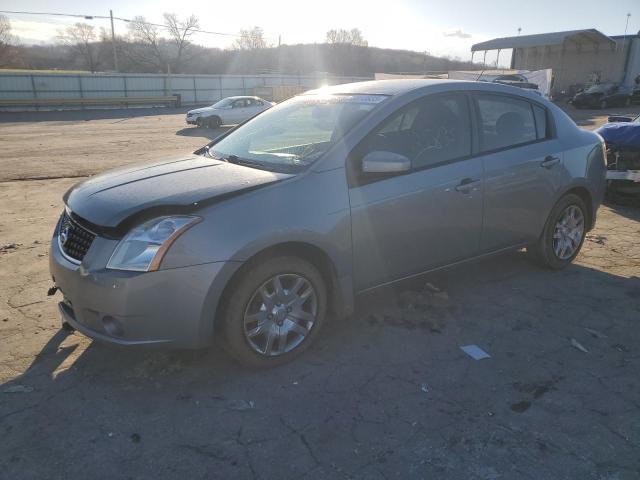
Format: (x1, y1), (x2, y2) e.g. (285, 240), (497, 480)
(7, 42), (477, 76)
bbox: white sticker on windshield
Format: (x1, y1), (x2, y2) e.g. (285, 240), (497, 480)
(299, 94), (387, 105)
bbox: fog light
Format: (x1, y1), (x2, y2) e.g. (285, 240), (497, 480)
(102, 316), (124, 337)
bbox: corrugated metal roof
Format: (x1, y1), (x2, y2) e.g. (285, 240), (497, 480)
(472, 29), (615, 51)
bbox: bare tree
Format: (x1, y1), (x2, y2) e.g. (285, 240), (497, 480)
(0, 15), (20, 67)
(326, 28), (368, 46)
(0, 14), (12, 45)
(125, 14), (199, 72)
(232, 26), (269, 50)
(58, 23), (100, 72)
(163, 13), (199, 71)
(126, 16), (165, 70)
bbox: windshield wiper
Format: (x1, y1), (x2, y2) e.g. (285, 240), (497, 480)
(224, 154), (278, 171)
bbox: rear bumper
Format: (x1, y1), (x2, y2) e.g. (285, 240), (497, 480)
(49, 235), (239, 349)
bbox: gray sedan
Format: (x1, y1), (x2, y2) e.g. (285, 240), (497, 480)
(50, 80), (606, 368)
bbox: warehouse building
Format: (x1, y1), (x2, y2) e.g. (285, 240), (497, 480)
(471, 29), (640, 95)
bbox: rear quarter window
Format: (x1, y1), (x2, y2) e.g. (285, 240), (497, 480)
(532, 104), (550, 140)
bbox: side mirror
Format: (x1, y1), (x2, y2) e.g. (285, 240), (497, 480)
(362, 151), (411, 174)
(607, 115), (634, 123)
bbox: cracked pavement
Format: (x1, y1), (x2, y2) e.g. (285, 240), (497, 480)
(1, 107), (639, 479)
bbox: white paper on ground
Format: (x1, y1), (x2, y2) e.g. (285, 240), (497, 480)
(460, 345), (491, 360)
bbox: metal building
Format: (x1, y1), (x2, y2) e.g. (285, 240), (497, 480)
(471, 29), (640, 95)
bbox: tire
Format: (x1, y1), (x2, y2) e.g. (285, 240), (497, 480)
(527, 193), (588, 269)
(599, 100), (607, 109)
(196, 117), (203, 128)
(207, 116), (221, 129)
(221, 256), (327, 368)
(624, 97), (631, 107)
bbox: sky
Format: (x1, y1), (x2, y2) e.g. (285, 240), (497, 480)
(2, 0), (639, 63)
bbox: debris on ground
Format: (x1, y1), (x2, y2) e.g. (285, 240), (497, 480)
(130, 433), (141, 443)
(226, 399), (255, 411)
(570, 338), (589, 353)
(585, 327), (607, 339)
(460, 345), (491, 360)
(0, 243), (21, 254)
(612, 344), (629, 353)
(3, 384), (34, 393)
(420, 383), (429, 393)
(586, 234), (607, 245)
(510, 400), (531, 413)
(366, 283), (452, 332)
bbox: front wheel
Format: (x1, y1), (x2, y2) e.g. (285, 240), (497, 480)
(527, 193), (587, 269)
(221, 256), (327, 368)
(207, 116), (221, 129)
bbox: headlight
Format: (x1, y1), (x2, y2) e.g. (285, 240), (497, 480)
(107, 216), (201, 272)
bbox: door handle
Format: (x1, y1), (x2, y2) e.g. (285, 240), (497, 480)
(454, 177), (480, 193)
(541, 155), (560, 169)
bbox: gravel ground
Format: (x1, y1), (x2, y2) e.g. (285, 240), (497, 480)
(1, 104), (639, 480)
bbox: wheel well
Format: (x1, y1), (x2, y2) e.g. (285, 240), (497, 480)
(214, 242), (340, 331)
(565, 187), (593, 229)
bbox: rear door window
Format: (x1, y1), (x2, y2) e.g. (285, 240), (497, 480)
(475, 94), (538, 152)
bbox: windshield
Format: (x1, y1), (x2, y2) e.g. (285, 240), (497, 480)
(585, 84), (614, 94)
(208, 93), (387, 172)
(212, 98), (234, 108)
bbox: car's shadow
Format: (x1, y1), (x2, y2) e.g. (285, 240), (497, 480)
(3, 252), (640, 477)
(176, 125), (231, 141)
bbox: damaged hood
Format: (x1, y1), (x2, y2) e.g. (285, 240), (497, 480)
(64, 155), (292, 228)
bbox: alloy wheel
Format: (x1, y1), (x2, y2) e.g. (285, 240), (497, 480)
(552, 205), (584, 260)
(243, 274), (318, 356)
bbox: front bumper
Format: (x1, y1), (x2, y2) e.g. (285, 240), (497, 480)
(49, 230), (237, 349)
(606, 170), (640, 182)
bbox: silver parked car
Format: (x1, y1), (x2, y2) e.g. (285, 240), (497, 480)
(185, 96), (273, 128)
(50, 80), (606, 368)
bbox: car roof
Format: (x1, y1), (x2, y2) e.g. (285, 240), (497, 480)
(304, 78), (549, 103)
(306, 79), (530, 96)
(226, 96), (262, 100)
(305, 79), (456, 96)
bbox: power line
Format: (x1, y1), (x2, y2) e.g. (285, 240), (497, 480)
(0, 9), (275, 40)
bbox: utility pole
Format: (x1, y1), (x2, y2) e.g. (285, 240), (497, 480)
(110, 9), (119, 72)
(278, 35), (281, 47)
(619, 13), (631, 82)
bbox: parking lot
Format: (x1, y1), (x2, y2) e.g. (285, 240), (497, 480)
(1, 104), (639, 479)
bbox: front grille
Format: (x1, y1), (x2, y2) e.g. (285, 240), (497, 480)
(58, 211), (96, 262)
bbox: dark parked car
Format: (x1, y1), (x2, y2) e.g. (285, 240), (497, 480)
(49, 80), (606, 367)
(571, 83), (633, 109)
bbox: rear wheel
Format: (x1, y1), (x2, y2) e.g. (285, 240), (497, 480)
(221, 256), (327, 368)
(527, 194), (587, 269)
